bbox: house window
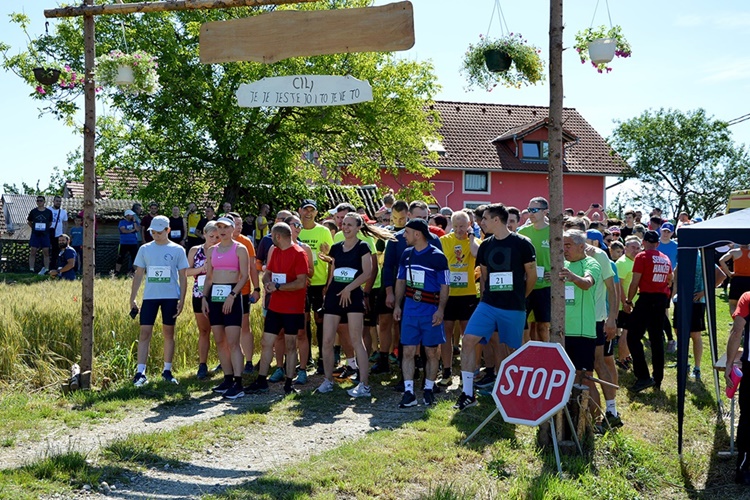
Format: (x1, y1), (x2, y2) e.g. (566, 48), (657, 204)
(522, 141), (549, 159)
(464, 171), (489, 192)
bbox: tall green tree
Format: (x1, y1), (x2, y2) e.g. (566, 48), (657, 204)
(609, 108), (750, 219)
(1, 0), (441, 213)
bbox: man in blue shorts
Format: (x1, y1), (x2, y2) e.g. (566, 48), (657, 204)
(455, 203), (537, 410)
(393, 219), (449, 407)
(129, 215), (190, 387)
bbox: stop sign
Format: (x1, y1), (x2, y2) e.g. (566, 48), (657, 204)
(492, 341), (575, 427)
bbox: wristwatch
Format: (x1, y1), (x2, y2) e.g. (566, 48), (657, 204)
(254, 287), (261, 292)
(275, 282), (281, 291)
(229, 290), (237, 297)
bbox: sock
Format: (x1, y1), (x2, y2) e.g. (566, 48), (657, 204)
(606, 400), (617, 417)
(164, 362), (172, 371)
(425, 379), (435, 390)
(404, 380), (414, 393)
(224, 374), (233, 382)
(256, 374), (267, 383)
(136, 364), (146, 375)
(347, 357), (357, 369)
(234, 376), (242, 385)
(199, 362), (207, 368)
(462, 370), (474, 396)
(285, 377), (294, 389)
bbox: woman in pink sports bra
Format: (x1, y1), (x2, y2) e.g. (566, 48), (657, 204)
(202, 216), (249, 400)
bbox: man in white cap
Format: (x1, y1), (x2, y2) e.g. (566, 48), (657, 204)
(116, 209), (141, 276)
(129, 215), (190, 387)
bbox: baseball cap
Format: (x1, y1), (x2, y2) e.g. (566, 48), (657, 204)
(661, 222), (675, 233)
(216, 216), (236, 228)
(609, 226), (621, 234)
(692, 216), (704, 223)
(643, 230), (660, 243)
(299, 199), (317, 210)
(405, 218), (431, 239)
(586, 229), (606, 247)
(147, 215), (169, 232)
(124, 209), (136, 217)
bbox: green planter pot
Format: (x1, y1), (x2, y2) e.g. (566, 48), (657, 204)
(484, 49), (512, 73)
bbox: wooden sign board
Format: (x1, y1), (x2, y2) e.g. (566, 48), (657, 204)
(200, 1), (414, 64)
(237, 75), (372, 107)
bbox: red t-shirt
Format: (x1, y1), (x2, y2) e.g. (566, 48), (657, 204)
(267, 244), (309, 314)
(732, 292), (750, 361)
(632, 249), (671, 295)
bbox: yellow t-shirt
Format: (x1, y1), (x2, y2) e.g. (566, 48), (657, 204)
(255, 215), (269, 239)
(299, 224), (334, 287)
(440, 233), (477, 296)
(186, 213), (201, 237)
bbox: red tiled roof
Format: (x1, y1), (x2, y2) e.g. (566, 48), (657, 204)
(426, 101), (627, 175)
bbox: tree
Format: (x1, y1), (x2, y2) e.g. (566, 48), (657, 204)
(1, 1), (441, 213)
(609, 108), (750, 219)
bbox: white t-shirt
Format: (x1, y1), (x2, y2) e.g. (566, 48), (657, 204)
(134, 241), (190, 300)
(48, 207), (68, 237)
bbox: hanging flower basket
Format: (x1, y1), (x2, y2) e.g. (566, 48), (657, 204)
(94, 49), (160, 94)
(484, 49), (512, 73)
(461, 33), (545, 91)
(574, 25), (631, 73)
(33, 67), (61, 85)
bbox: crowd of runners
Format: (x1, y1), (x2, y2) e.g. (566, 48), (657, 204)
(119, 193), (750, 434)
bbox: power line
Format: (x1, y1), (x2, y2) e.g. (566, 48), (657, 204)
(727, 113), (750, 126)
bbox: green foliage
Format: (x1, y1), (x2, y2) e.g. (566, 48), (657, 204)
(94, 49), (160, 95)
(573, 25), (632, 73)
(461, 33), (545, 91)
(1, 1), (441, 210)
(609, 108), (750, 218)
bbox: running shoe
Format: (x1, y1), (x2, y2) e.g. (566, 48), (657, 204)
(223, 383), (245, 400)
(453, 393), (477, 411)
(399, 391), (418, 408)
(196, 363), (209, 380)
(691, 367), (702, 381)
(242, 361), (255, 375)
(316, 378), (335, 394)
(284, 385), (300, 396)
(604, 411), (623, 429)
(666, 340), (677, 354)
(630, 377), (655, 393)
(268, 367), (285, 383)
(212, 364), (222, 374)
(38, 267), (48, 276)
(475, 372), (496, 389)
(437, 369), (453, 387)
(423, 389), (435, 406)
(161, 370), (178, 385)
(368, 352), (380, 363)
(334, 365), (357, 380)
(133, 372), (148, 387)
(294, 368), (308, 385)
(347, 383), (372, 398)
(244, 379), (269, 394)
(212, 378), (233, 394)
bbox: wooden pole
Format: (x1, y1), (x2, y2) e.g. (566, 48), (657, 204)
(80, 0), (96, 389)
(548, 0), (565, 344)
(44, 0), (319, 19)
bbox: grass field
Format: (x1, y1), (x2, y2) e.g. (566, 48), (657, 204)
(0, 276), (747, 498)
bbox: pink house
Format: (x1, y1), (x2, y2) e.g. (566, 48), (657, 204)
(346, 100), (626, 211)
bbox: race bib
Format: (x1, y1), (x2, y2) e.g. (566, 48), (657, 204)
(565, 285), (575, 304)
(334, 267), (357, 283)
(489, 272), (513, 292)
(197, 275), (206, 293)
(536, 266), (545, 282)
(211, 284), (232, 302)
(271, 273), (287, 284)
(450, 271), (468, 288)
(147, 266), (171, 283)
(189, 226), (197, 236)
(127, 224), (134, 231)
(34, 222), (46, 232)
(311, 250), (318, 266)
(407, 269), (426, 289)
(171, 230), (182, 239)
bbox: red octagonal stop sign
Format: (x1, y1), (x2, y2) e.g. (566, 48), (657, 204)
(492, 341), (576, 427)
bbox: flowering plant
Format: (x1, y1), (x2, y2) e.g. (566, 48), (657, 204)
(461, 33), (545, 91)
(573, 25), (632, 73)
(94, 50), (160, 95)
(33, 63), (84, 95)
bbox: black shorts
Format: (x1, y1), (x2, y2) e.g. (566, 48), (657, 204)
(376, 286), (394, 315)
(364, 288), (380, 327)
(596, 321), (606, 347)
(729, 276), (750, 301)
(242, 293), (251, 314)
(444, 295), (478, 322)
(140, 298), (179, 326)
(207, 285), (243, 327)
(604, 338), (615, 357)
(564, 336), (596, 372)
(525, 287), (551, 323)
(323, 286), (366, 317)
(307, 285), (326, 315)
(673, 301), (706, 332)
(616, 310), (630, 330)
(264, 309), (305, 335)
(192, 296), (203, 313)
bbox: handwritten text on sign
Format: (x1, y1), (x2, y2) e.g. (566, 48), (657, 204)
(236, 75), (373, 108)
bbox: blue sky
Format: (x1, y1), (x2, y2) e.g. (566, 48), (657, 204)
(2, 0), (750, 202)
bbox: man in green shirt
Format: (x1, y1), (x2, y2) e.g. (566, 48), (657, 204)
(518, 196), (551, 342)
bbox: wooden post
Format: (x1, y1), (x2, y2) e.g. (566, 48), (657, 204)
(44, 0), (319, 18)
(79, 0), (96, 389)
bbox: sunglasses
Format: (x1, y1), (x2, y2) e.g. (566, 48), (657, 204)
(604, 238), (613, 243)
(527, 207), (544, 213)
(291, 222), (302, 228)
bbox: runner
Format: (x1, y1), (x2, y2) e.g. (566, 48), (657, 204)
(168, 206), (186, 246)
(185, 202), (203, 249)
(518, 196), (552, 343)
(116, 210), (140, 276)
(394, 219), (450, 407)
(141, 202), (159, 243)
(129, 215), (190, 387)
(720, 244), (750, 315)
(186, 221), (220, 379)
(202, 216), (250, 400)
(27, 195), (52, 274)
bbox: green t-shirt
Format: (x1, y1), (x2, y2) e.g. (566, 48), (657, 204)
(564, 256), (601, 339)
(299, 224), (334, 286)
(615, 255), (635, 311)
(588, 246), (614, 322)
(334, 230), (380, 288)
(518, 224), (550, 289)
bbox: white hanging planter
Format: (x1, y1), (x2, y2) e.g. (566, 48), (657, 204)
(115, 65), (134, 85)
(587, 38), (616, 65)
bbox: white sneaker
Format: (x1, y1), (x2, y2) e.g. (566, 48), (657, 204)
(347, 383), (371, 398)
(316, 379), (334, 394)
(38, 267), (48, 275)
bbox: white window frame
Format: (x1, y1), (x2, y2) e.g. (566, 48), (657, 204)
(462, 170), (491, 194)
(463, 201), (487, 210)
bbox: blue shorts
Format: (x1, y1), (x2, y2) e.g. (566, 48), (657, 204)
(400, 314), (445, 347)
(29, 232), (50, 249)
(140, 298), (179, 326)
(465, 302), (525, 349)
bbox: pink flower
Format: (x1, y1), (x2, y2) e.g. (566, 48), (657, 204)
(36, 85), (46, 94)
